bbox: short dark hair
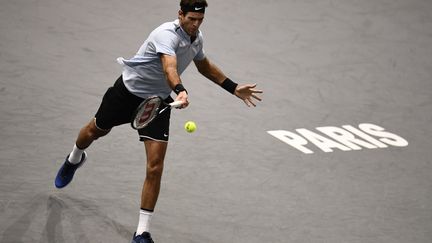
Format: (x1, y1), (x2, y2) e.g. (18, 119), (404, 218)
(180, 0), (208, 14)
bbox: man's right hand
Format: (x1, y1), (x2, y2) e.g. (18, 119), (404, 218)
(175, 90), (189, 109)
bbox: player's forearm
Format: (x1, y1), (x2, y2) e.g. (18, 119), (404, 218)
(204, 62), (238, 94)
(164, 66), (182, 88)
(196, 59), (225, 84)
(195, 58), (238, 94)
(204, 65), (226, 84)
(164, 68), (188, 95)
(160, 54), (184, 90)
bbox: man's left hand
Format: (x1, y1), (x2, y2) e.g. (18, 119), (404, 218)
(234, 84), (263, 107)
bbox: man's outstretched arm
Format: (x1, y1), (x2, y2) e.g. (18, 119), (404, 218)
(194, 57), (263, 107)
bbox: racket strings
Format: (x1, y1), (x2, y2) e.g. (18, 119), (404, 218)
(134, 98), (162, 128)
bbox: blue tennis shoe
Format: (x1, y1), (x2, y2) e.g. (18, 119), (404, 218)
(55, 152), (87, 188)
(131, 232), (154, 243)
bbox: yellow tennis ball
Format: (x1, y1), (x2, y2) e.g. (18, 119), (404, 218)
(184, 121), (197, 133)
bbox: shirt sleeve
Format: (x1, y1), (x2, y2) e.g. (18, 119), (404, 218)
(193, 33), (206, 61)
(194, 47), (206, 61)
(152, 29), (177, 56)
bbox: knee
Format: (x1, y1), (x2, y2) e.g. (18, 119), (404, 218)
(146, 158), (164, 180)
(82, 122), (109, 140)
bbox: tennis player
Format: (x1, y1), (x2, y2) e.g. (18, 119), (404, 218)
(54, 0), (262, 242)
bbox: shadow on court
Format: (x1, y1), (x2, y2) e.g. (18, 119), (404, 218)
(1, 193), (131, 243)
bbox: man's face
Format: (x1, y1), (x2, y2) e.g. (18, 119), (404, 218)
(178, 11), (205, 36)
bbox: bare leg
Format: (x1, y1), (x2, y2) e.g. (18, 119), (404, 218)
(75, 118), (110, 149)
(140, 139), (168, 210)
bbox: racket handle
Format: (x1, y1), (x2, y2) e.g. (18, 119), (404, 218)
(169, 100), (184, 108)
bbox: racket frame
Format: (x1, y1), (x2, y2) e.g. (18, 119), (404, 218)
(131, 96), (182, 130)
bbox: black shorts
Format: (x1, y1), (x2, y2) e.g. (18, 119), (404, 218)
(94, 76), (173, 142)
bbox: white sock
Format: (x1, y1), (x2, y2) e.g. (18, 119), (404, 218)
(136, 209), (153, 235)
(68, 144), (84, 164)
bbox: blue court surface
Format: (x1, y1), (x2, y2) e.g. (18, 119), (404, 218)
(1, 0), (432, 242)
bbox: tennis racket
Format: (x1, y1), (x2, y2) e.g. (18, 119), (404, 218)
(131, 96), (183, 130)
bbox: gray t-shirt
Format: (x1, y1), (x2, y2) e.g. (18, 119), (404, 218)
(117, 19), (206, 99)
